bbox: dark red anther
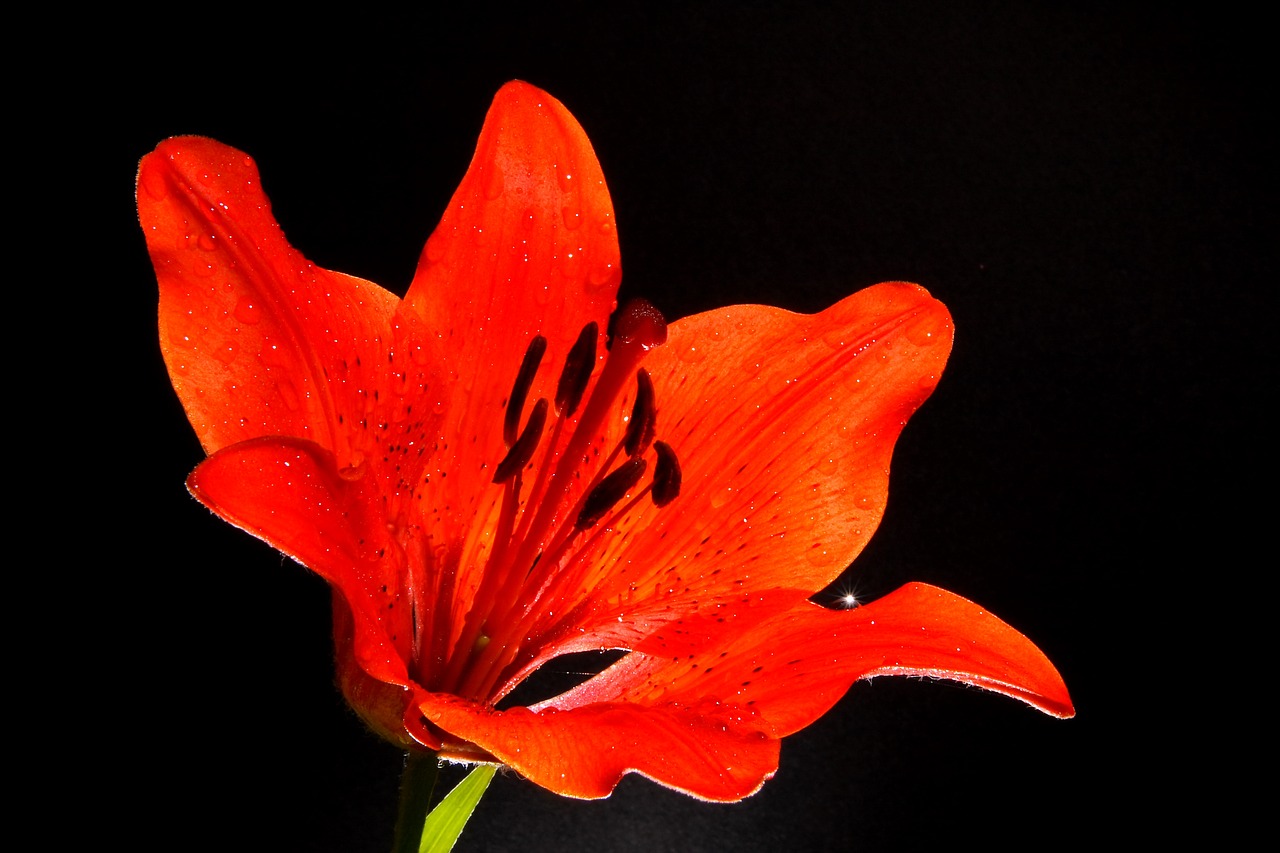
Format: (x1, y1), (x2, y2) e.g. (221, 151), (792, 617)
(651, 440), (681, 507)
(577, 457), (648, 530)
(613, 298), (667, 349)
(494, 398), (548, 484)
(624, 369), (657, 457)
(555, 322), (598, 416)
(504, 335), (547, 447)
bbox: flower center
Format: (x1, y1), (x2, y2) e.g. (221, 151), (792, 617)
(431, 299), (681, 701)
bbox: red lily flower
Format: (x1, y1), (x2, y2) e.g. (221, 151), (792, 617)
(138, 81), (1072, 802)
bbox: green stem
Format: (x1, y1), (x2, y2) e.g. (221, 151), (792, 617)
(391, 751), (441, 853)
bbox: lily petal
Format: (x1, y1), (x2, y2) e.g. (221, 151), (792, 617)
(404, 80), (621, 524)
(138, 137), (424, 467)
(422, 694), (780, 801)
(514, 284), (953, 660)
(422, 582), (1071, 801)
(187, 436), (438, 749)
(397, 82), (626, 663)
(550, 582), (1076, 729)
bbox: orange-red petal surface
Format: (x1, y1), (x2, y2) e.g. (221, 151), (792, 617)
(512, 284), (954, 659)
(404, 81), (620, 528)
(397, 82), (629, 661)
(422, 693), (780, 801)
(549, 583), (1074, 728)
(187, 438), (412, 681)
(138, 137), (415, 461)
(421, 581), (1070, 800)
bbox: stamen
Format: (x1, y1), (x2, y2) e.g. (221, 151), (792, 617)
(651, 440), (682, 507)
(576, 457), (648, 530)
(504, 335), (547, 446)
(624, 369), (657, 457)
(555, 322), (598, 416)
(442, 301), (678, 701)
(493, 398), (548, 484)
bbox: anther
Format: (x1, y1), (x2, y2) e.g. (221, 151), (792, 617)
(555, 323), (598, 416)
(493, 398), (548, 484)
(651, 440), (682, 507)
(504, 335), (547, 447)
(577, 457), (648, 530)
(624, 369), (657, 457)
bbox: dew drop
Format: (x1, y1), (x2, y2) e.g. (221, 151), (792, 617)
(339, 454), (368, 481)
(139, 167), (168, 201)
(586, 261), (619, 292)
(277, 378), (302, 411)
(805, 542), (836, 567)
(197, 233), (217, 251)
(192, 260), (216, 278)
(424, 230), (449, 263)
(234, 297), (262, 325)
(561, 204), (582, 230)
(483, 166), (505, 201)
(816, 457), (838, 476)
(391, 370), (411, 398)
(821, 325), (850, 350)
(903, 311), (941, 348)
(212, 339), (238, 365)
(676, 344), (707, 364)
(709, 487), (734, 509)
(555, 165), (573, 193)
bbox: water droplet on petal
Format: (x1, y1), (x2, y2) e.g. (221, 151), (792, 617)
(278, 378), (301, 411)
(676, 344), (707, 364)
(903, 311), (942, 348)
(586, 261), (619, 292)
(212, 339), (238, 364)
(805, 542), (837, 567)
(424, 230), (449, 263)
(234, 297), (262, 325)
(484, 166), (505, 200)
(140, 167), (167, 200)
(821, 325), (851, 350)
(338, 455), (367, 481)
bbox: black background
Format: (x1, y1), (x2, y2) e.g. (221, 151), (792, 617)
(89, 4), (1263, 850)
